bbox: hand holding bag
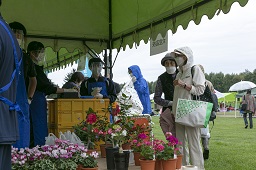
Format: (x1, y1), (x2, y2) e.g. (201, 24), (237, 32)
(175, 98), (213, 128)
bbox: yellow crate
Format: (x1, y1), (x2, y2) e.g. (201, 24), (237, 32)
(48, 98), (110, 134)
(48, 99), (110, 151)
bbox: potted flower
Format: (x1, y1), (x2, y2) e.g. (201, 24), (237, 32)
(74, 151), (99, 170)
(73, 108), (101, 150)
(139, 140), (156, 170)
(130, 132), (150, 166)
(154, 132), (179, 170)
(11, 139), (98, 170)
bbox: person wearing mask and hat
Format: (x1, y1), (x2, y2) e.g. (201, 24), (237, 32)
(0, 1), (23, 168)
(154, 53), (178, 137)
(27, 41), (75, 147)
(128, 65), (152, 115)
(172, 47), (206, 170)
(80, 58), (117, 103)
(9, 21), (37, 149)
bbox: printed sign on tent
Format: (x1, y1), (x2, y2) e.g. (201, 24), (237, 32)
(150, 32), (168, 56)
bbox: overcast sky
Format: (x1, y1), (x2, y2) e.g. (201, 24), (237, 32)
(48, 1), (256, 87)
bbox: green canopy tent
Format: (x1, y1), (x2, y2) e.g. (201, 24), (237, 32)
(1, 0), (248, 73)
(236, 88), (256, 98)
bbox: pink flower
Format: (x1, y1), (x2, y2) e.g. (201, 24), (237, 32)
(166, 135), (178, 146)
(138, 133), (147, 139)
(86, 113), (97, 124)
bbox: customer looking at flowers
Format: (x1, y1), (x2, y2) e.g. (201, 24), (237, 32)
(154, 53), (178, 137)
(172, 46), (205, 170)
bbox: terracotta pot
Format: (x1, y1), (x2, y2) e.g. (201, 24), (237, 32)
(133, 152), (141, 166)
(139, 159), (156, 170)
(162, 158), (177, 170)
(76, 164), (83, 170)
(122, 142), (131, 150)
(80, 167), (98, 170)
(155, 159), (163, 170)
(100, 143), (112, 158)
(176, 155), (183, 169)
(86, 149), (98, 155)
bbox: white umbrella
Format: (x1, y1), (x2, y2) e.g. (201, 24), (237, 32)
(229, 81), (256, 92)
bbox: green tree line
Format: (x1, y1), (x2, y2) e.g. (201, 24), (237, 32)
(146, 69), (256, 94)
(64, 69), (256, 94)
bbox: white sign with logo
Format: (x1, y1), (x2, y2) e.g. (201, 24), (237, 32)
(150, 32), (168, 56)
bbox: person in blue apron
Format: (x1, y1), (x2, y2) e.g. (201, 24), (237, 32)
(27, 41), (73, 147)
(9, 21), (37, 149)
(80, 58), (117, 122)
(0, 7), (23, 169)
(128, 65), (152, 115)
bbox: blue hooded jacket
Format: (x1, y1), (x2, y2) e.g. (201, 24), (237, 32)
(128, 65), (152, 114)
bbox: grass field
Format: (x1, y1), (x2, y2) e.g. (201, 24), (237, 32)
(151, 114), (256, 170)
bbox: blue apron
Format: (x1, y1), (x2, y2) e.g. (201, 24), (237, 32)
(12, 59), (30, 149)
(87, 79), (114, 122)
(0, 21), (22, 112)
(30, 91), (48, 146)
(0, 21), (24, 146)
(87, 79), (108, 97)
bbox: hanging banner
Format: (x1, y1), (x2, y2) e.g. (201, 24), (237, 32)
(150, 32), (168, 56)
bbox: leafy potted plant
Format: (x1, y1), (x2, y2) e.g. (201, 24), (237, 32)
(74, 151), (99, 170)
(139, 140), (156, 170)
(154, 132), (179, 170)
(73, 108), (101, 151)
(11, 139), (98, 170)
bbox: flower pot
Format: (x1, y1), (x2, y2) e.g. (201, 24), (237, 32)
(122, 142), (131, 150)
(176, 155), (183, 169)
(105, 147), (119, 170)
(100, 143), (112, 158)
(162, 158), (177, 170)
(139, 159), (156, 170)
(86, 149), (98, 155)
(133, 152), (141, 166)
(114, 150), (130, 170)
(155, 159), (163, 170)
(80, 167), (98, 170)
(76, 164), (83, 170)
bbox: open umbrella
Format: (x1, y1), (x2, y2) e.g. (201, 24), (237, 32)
(229, 81), (256, 92)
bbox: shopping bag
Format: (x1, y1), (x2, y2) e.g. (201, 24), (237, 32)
(175, 98), (213, 128)
(45, 133), (58, 145)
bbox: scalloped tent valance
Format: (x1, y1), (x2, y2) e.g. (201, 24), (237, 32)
(1, 0), (248, 72)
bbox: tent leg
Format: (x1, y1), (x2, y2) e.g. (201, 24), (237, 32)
(235, 98), (237, 118)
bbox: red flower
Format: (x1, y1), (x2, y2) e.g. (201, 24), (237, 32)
(86, 113), (97, 124)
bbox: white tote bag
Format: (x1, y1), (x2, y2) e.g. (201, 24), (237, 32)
(175, 98), (213, 128)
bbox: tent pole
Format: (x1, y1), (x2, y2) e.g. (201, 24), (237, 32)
(235, 97), (237, 118)
(108, 0), (113, 80)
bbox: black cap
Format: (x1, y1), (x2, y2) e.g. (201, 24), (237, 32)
(27, 41), (44, 52)
(89, 58), (103, 67)
(161, 53), (176, 66)
(9, 22), (27, 36)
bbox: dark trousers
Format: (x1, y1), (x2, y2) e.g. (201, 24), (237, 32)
(0, 144), (12, 170)
(243, 111), (253, 128)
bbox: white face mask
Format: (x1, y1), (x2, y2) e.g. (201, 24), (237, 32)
(129, 73), (133, 77)
(17, 38), (24, 49)
(37, 52), (45, 62)
(165, 66), (176, 74)
(175, 57), (185, 66)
